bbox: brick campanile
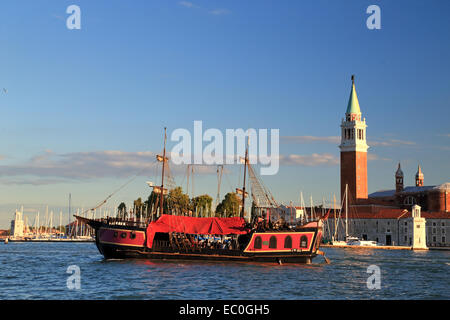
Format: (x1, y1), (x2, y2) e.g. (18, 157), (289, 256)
(339, 75), (369, 204)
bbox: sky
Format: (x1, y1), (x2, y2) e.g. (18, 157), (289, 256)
(0, 0), (449, 228)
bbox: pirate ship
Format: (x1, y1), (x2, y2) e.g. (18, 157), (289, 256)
(76, 129), (329, 264)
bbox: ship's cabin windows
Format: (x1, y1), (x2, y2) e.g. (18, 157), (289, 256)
(254, 236), (262, 249)
(284, 236), (292, 249)
(300, 236), (308, 248)
(269, 236), (277, 249)
(121, 232), (127, 239)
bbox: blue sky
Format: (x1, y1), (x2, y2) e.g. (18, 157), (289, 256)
(0, 0), (449, 228)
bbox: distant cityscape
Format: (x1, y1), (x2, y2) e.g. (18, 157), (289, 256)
(3, 77), (449, 249)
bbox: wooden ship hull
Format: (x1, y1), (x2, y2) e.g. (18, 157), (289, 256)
(77, 216), (325, 264)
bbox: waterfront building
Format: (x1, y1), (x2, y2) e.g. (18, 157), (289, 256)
(410, 205), (427, 249)
(10, 210), (24, 238)
(330, 76), (450, 247)
(325, 205), (447, 247)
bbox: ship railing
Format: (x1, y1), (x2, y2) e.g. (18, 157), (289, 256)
(153, 235), (242, 255)
(101, 217), (148, 229)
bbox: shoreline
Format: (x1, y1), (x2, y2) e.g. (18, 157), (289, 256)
(321, 244), (450, 251)
(1, 238), (94, 243)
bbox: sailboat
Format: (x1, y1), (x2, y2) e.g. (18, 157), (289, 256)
(331, 184), (379, 247)
(76, 129), (329, 264)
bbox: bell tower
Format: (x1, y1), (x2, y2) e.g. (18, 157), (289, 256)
(339, 75), (369, 204)
(395, 162), (404, 193)
(415, 165), (424, 187)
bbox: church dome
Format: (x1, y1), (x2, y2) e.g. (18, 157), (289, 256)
(432, 183), (450, 192)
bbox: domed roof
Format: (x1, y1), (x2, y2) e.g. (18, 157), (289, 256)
(432, 183), (450, 191)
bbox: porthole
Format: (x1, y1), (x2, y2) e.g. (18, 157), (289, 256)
(121, 232), (127, 239)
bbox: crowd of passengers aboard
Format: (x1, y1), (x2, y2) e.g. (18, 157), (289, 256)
(169, 232), (239, 251)
(166, 216), (297, 252)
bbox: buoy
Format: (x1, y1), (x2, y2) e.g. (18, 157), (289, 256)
(4, 238), (9, 244)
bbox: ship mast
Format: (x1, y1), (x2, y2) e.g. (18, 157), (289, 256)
(345, 183), (348, 241)
(240, 139), (248, 219)
(215, 165), (224, 215)
(68, 193), (71, 236)
(159, 127), (167, 217)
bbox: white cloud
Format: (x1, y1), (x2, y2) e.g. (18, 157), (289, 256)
(281, 136), (340, 144)
(369, 139), (416, 147)
(0, 150), (157, 182)
(367, 154), (391, 161)
(178, 1), (231, 15)
(178, 1), (197, 8)
(0, 150), (224, 185)
(0, 147), (395, 186)
(437, 133), (450, 138)
(0, 178), (72, 186)
(280, 153), (339, 166)
(209, 9), (231, 15)
(281, 135), (416, 148)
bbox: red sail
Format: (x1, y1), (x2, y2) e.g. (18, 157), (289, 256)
(146, 214), (249, 248)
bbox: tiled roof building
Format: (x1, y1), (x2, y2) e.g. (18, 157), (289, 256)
(335, 76), (449, 247)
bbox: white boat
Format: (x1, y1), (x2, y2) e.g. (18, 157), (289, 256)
(345, 236), (380, 246)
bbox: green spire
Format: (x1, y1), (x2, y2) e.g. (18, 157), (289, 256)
(346, 75), (361, 115)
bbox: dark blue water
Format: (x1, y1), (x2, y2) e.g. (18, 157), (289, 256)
(0, 242), (448, 299)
